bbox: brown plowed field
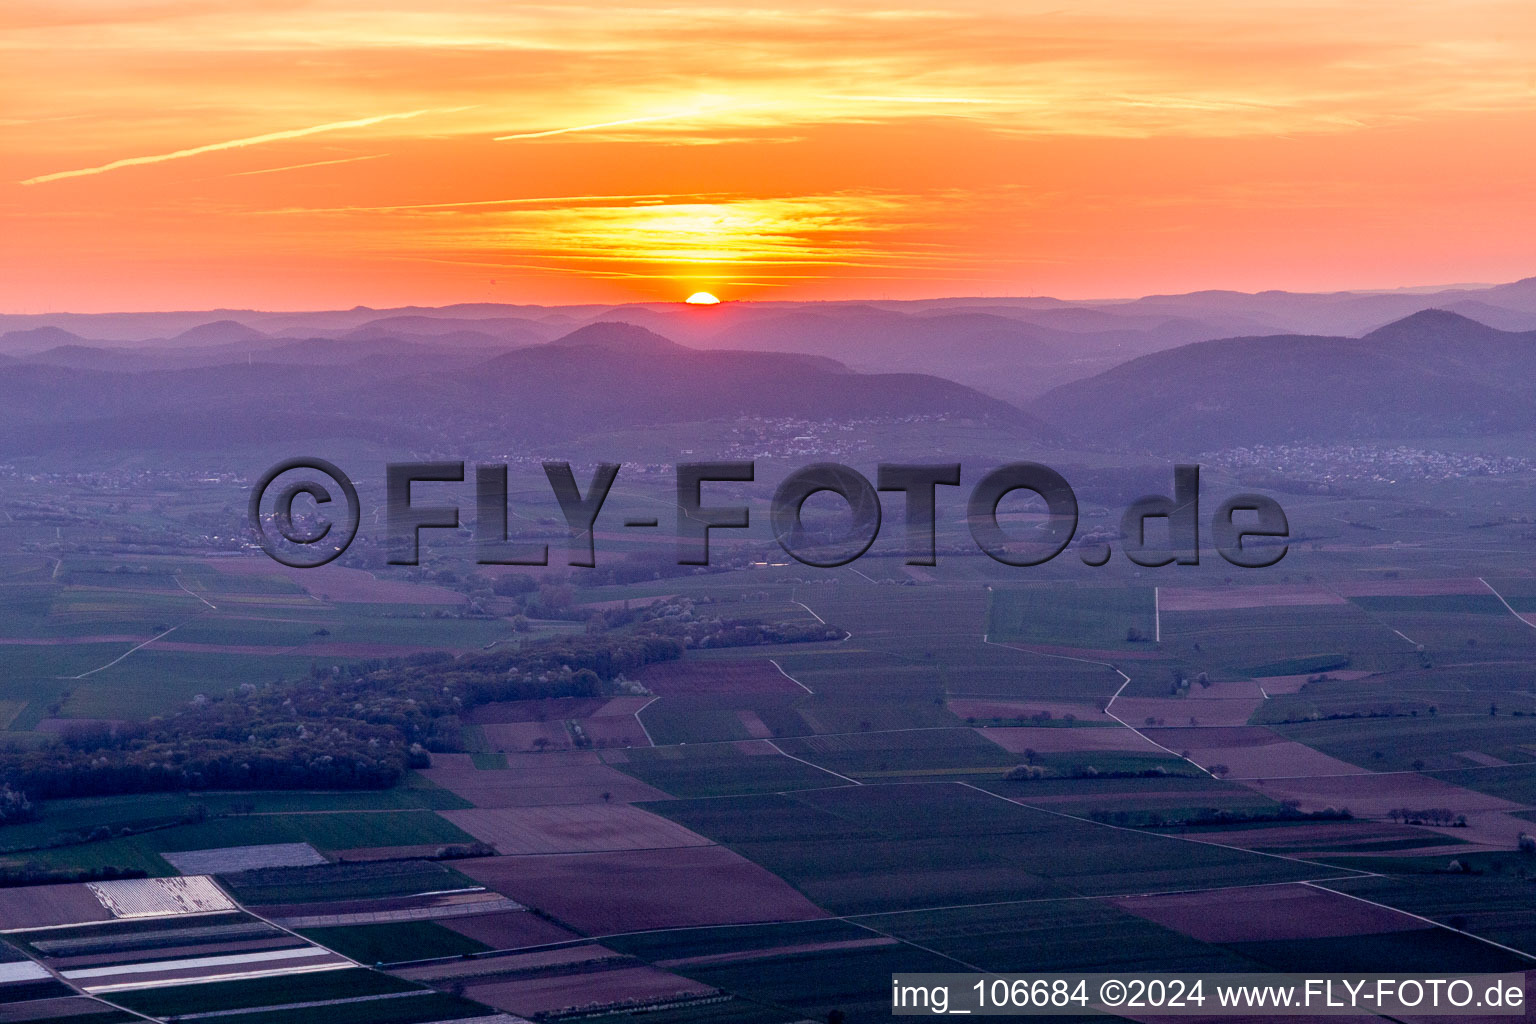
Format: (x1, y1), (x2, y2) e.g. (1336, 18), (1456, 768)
(1112, 882), (1423, 942)
(1159, 586), (1346, 611)
(441, 910), (579, 950)
(439, 804), (713, 855)
(980, 727), (1164, 754)
(948, 699), (1114, 723)
(0, 884), (112, 930)
(456, 846), (828, 934)
(467, 965), (715, 1017)
(1112, 696), (1262, 727)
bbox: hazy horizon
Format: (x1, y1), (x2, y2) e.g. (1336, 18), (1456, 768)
(1, 272), (1531, 319)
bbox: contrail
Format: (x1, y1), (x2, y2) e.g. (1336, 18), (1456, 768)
(21, 108), (462, 185)
(494, 107), (724, 141)
(227, 153), (388, 177)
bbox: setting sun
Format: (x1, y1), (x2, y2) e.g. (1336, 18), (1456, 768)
(685, 291), (720, 305)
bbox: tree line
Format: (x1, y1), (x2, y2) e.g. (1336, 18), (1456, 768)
(0, 598), (836, 805)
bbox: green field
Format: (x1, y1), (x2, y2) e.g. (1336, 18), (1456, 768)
(675, 940), (958, 1021)
(7, 810), (472, 875)
(0, 560), (523, 723)
(1162, 604), (1410, 678)
(875, 900), (1264, 972)
(1324, 875), (1536, 954)
(610, 743), (847, 796)
(773, 728), (1020, 777)
(219, 859), (480, 905)
(1274, 715), (1536, 772)
(578, 998), (795, 1024)
(1428, 763), (1536, 803)
(1, 779), (467, 852)
(110, 968), (419, 1016)
(224, 993), (497, 1024)
(603, 919), (873, 961)
(646, 783), (1329, 915)
(3, 1012), (137, 1024)
(988, 585), (1156, 650)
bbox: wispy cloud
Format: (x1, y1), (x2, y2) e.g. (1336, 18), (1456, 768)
(256, 192), (740, 215)
(21, 109), (463, 185)
(494, 106), (735, 141)
(831, 95), (1002, 104)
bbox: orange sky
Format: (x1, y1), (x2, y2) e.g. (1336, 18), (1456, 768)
(3, 1), (1535, 311)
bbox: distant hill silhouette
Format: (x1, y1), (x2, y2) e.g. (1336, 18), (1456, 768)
(169, 319), (268, 346)
(0, 323), (1042, 453)
(340, 314), (552, 348)
(547, 321), (690, 356)
(1030, 310), (1536, 449)
(0, 326), (87, 351)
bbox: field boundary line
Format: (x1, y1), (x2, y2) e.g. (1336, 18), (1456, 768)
(765, 740), (861, 786)
(2, 941), (163, 1024)
(84, 960), (352, 995)
(63, 622), (185, 679)
(1100, 669), (1213, 776)
(208, 876), (365, 969)
(375, 874), (1391, 969)
(174, 989), (431, 1020)
(1154, 586), (1160, 643)
(1305, 880), (1536, 962)
(845, 875), (1371, 920)
(954, 781), (1376, 878)
(1219, 760), (1536, 781)
(767, 659), (814, 694)
(174, 573), (218, 610)
(846, 917), (984, 972)
(789, 591), (824, 624)
(634, 695), (661, 745)
(1320, 580), (1421, 649)
(1479, 577), (1536, 630)
(983, 635), (1213, 778)
(788, 591), (851, 642)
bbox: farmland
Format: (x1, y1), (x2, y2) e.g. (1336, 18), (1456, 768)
(643, 784), (1332, 915)
(609, 741), (848, 796)
(4, 809), (475, 875)
(4, 449), (1536, 1023)
(0, 874), (516, 1023)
